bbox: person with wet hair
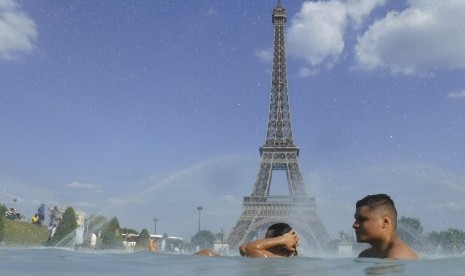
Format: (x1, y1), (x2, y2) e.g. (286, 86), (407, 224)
(353, 194), (418, 260)
(239, 223), (299, 258)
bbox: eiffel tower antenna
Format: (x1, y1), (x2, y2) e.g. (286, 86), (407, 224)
(227, 1), (330, 251)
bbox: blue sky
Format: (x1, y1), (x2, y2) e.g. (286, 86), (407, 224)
(1, 0), (464, 242)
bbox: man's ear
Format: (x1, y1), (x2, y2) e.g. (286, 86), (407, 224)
(382, 215), (391, 228)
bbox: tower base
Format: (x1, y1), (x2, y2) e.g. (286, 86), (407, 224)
(227, 196), (331, 252)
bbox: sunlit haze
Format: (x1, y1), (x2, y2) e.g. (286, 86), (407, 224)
(1, 0), (464, 241)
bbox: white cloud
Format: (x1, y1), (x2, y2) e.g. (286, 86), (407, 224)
(346, 0), (388, 28)
(0, 0), (15, 9)
(299, 67), (318, 77)
(355, 0), (465, 74)
(287, 1), (347, 68)
(254, 48), (273, 63)
(0, 0), (37, 60)
(447, 90), (465, 100)
(286, 0), (386, 71)
(67, 181), (100, 190)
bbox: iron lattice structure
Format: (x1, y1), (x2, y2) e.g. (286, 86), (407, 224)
(227, 1), (331, 251)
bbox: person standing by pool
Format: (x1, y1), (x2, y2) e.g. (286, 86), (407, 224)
(90, 232), (97, 252)
(38, 203), (45, 225)
(353, 194), (418, 260)
(239, 223), (299, 258)
(149, 238), (158, 252)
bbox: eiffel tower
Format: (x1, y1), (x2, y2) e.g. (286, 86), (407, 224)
(227, 0), (331, 251)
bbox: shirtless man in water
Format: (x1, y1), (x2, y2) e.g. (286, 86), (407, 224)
(353, 194), (418, 260)
(239, 223), (299, 258)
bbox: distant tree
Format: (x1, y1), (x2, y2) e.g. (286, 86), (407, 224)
(99, 217), (124, 249)
(100, 229), (122, 249)
(135, 228), (151, 251)
(120, 227), (139, 235)
(0, 204), (6, 242)
(398, 216), (423, 234)
(107, 217), (121, 236)
(397, 216), (426, 249)
(86, 215), (108, 233)
(428, 230), (442, 248)
(49, 207), (77, 246)
(77, 214), (106, 248)
(427, 228), (465, 253)
(85, 215), (107, 239)
(191, 230), (215, 249)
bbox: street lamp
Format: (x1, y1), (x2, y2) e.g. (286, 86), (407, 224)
(196, 206), (203, 233)
(153, 218), (159, 235)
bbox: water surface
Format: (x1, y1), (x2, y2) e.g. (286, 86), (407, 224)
(0, 247), (463, 276)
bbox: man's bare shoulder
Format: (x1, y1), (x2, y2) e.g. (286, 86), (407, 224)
(358, 242), (418, 260)
(387, 240), (419, 260)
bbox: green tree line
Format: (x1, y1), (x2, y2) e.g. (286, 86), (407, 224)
(398, 216), (465, 253)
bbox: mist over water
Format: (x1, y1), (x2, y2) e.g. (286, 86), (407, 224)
(5, 153), (464, 253)
(0, 247), (464, 276)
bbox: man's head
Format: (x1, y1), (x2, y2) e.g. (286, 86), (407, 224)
(353, 194), (398, 243)
(265, 223), (297, 257)
(265, 223), (293, 238)
(356, 194), (398, 225)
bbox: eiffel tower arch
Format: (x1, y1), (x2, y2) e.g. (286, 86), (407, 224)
(227, 0), (331, 252)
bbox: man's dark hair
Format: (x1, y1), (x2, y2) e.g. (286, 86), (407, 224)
(356, 194), (398, 226)
(265, 223), (293, 238)
(265, 223), (297, 257)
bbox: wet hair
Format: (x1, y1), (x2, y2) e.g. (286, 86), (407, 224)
(265, 223), (293, 238)
(265, 223), (297, 257)
(356, 194), (398, 226)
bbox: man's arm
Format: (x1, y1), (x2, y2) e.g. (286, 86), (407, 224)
(239, 231), (298, 258)
(239, 237), (280, 257)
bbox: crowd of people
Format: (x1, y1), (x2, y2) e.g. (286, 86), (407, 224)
(5, 207), (25, 221)
(7, 203), (64, 241)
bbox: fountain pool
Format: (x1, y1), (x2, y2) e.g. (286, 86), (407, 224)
(0, 247), (463, 276)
